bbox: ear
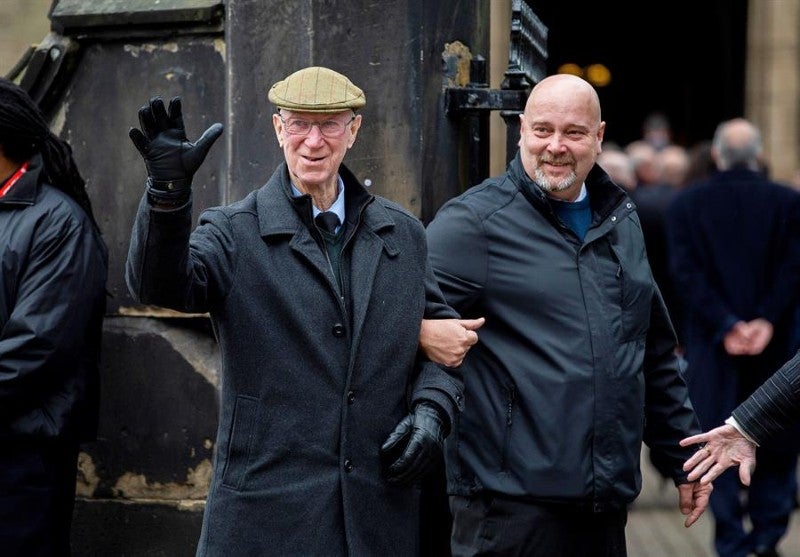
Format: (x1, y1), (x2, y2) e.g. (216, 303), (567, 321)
(272, 113), (284, 146)
(347, 114), (363, 148)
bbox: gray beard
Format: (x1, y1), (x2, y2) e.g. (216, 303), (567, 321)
(533, 167), (578, 193)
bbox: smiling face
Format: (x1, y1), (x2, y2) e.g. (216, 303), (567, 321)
(518, 74), (605, 201)
(272, 109), (362, 195)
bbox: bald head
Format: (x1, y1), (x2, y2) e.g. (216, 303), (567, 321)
(712, 118), (762, 171)
(525, 74), (602, 127)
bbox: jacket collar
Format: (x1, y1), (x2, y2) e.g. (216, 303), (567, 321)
(0, 153), (44, 207)
(508, 151), (633, 234)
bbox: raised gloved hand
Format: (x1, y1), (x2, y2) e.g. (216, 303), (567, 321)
(129, 96), (223, 205)
(380, 401), (449, 485)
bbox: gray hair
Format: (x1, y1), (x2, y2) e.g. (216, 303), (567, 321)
(711, 118), (762, 171)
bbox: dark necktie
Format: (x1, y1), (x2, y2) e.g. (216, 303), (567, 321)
(315, 211), (340, 234)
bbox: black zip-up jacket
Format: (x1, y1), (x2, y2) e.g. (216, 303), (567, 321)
(0, 154), (107, 442)
(426, 153), (701, 510)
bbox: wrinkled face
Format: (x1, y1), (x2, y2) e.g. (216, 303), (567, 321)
(272, 109), (361, 193)
(518, 79), (605, 200)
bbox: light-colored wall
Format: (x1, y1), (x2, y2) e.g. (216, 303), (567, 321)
(0, 0), (52, 75)
(490, 0), (512, 176)
(746, 0), (800, 185)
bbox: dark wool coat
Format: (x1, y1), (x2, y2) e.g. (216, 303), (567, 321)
(126, 162), (462, 556)
(667, 167), (800, 448)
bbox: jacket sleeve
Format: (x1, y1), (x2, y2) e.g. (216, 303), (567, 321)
(0, 207), (107, 416)
(413, 216), (465, 425)
(731, 349), (800, 444)
(125, 193), (235, 313)
(642, 285), (702, 484)
(425, 199), (486, 314)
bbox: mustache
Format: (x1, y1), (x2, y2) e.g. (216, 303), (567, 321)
(538, 154), (575, 165)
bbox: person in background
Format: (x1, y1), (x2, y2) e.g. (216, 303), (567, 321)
(641, 111), (673, 151)
(681, 348), (800, 488)
(626, 139), (661, 189)
(597, 148), (637, 193)
(655, 144), (690, 190)
(666, 117), (800, 557)
(0, 77), (108, 557)
(126, 66), (472, 556)
(420, 73), (711, 557)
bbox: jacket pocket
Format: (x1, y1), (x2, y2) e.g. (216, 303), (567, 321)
(221, 395), (259, 490)
(610, 245), (653, 342)
(500, 385), (516, 471)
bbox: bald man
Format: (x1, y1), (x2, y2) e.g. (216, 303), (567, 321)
(420, 74), (710, 556)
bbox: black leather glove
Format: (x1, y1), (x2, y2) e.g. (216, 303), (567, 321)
(380, 401), (449, 485)
(129, 96), (223, 206)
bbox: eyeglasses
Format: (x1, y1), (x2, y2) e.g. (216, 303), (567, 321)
(278, 113), (355, 138)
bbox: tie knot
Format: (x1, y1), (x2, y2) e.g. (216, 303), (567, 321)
(315, 211), (340, 234)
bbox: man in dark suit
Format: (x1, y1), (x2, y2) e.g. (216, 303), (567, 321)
(667, 118), (800, 557)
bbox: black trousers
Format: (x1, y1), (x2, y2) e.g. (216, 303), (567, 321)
(450, 494), (628, 557)
(0, 439), (79, 557)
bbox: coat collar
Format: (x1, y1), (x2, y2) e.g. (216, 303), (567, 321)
(256, 162), (391, 239)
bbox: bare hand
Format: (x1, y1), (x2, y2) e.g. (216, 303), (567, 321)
(677, 481), (712, 528)
(723, 319), (773, 355)
(680, 424), (756, 486)
(419, 317), (485, 367)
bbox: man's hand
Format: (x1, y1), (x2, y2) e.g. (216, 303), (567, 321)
(380, 401), (448, 485)
(680, 424), (757, 486)
(129, 96), (223, 188)
(723, 319), (773, 356)
(419, 317), (485, 367)
(677, 481), (712, 528)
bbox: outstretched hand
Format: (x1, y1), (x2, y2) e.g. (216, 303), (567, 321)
(129, 96), (223, 185)
(680, 424), (757, 486)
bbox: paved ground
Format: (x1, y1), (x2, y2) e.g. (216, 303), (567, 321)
(628, 452), (800, 557)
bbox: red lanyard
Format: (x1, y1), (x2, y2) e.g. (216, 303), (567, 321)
(0, 161), (29, 198)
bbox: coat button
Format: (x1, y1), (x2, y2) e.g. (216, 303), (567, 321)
(347, 390), (355, 404)
(344, 459), (354, 473)
(332, 323), (345, 337)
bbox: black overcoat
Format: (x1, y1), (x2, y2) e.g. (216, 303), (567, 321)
(126, 163), (462, 556)
(667, 168), (800, 444)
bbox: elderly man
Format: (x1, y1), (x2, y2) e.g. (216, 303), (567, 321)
(126, 66), (465, 556)
(667, 118), (800, 557)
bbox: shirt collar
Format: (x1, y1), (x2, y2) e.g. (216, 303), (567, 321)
(573, 183), (588, 202)
(291, 174), (346, 223)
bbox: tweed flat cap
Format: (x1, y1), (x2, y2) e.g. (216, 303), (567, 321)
(268, 66), (366, 113)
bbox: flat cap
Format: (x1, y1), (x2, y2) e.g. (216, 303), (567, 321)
(268, 66), (366, 113)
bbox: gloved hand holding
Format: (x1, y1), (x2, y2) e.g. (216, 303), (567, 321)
(129, 96), (223, 205)
(380, 401), (449, 485)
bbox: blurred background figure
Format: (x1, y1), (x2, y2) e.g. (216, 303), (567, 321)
(598, 148), (637, 193)
(685, 140), (717, 186)
(666, 118), (800, 557)
(656, 144), (691, 190)
(642, 111), (673, 151)
(626, 140), (661, 189)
